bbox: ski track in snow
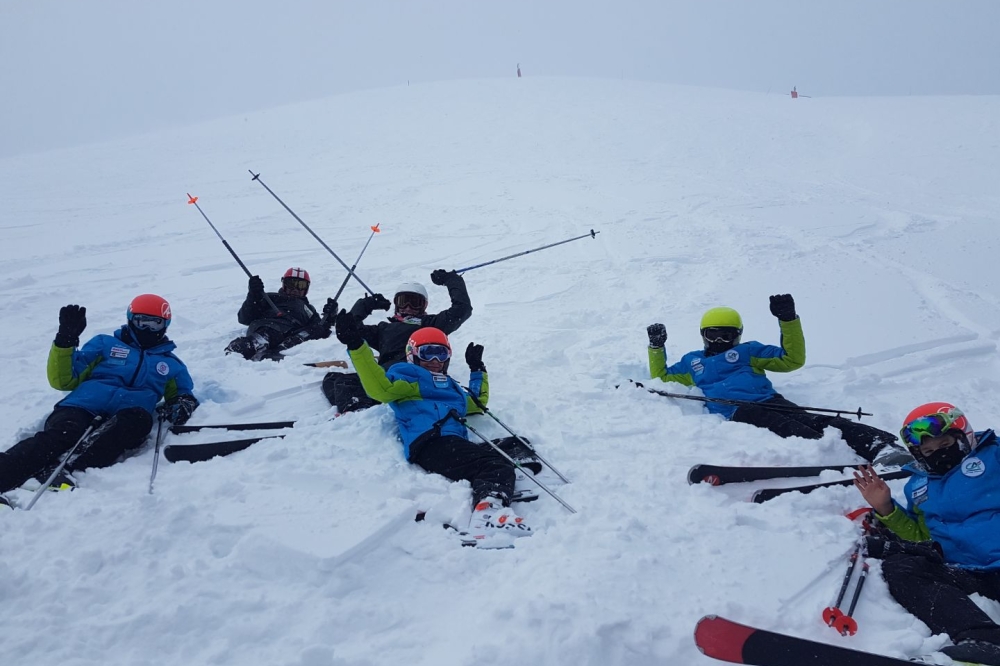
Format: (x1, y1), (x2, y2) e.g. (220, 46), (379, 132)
(1, 79), (1000, 666)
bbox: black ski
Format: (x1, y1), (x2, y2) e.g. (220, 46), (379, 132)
(163, 435), (285, 463)
(688, 463), (863, 486)
(751, 470), (911, 503)
(694, 614), (916, 666)
(170, 421), (295, 434)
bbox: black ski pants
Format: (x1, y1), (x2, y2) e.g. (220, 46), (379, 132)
(0, 406), (152, 493)
(410, 434), (516, 507)
(881, 552), (1000, 645)
(730, 394), (896, 462)
(322, 372), (378, 414)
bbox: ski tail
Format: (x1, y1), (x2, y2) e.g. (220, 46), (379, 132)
(694, 615), (915, 666)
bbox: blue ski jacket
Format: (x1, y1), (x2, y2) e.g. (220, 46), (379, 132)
(349, 342), (487, 460)
(46, 326), (196, 417)
(647, 318), (806, 418)
(879, 430), (1000, 571)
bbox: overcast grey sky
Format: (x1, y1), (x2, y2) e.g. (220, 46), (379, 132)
(2, 0), (998, 157)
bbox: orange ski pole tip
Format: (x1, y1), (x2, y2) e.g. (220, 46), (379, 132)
(187, 194), (198, 204)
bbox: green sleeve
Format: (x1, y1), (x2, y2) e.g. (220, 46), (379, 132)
(465, 372), (489, 414)
(648, 346), (694, 386)
(349, 343), (422, 403)
(750, 318), (806, 373)
(46, 344), (99, 391)
(876, 503), (932, 542)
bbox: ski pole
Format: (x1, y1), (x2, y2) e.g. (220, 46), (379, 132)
(148, 415), (168, 495)
(454, 229), (599, 274)
(186, 193), (281, 315)
(627, 380), (872, 421)
(449, 410), (577, 514)
(332, 223), (380, 302)
(834, 558), (869, 636)
(248, 171), (376, 296)
(25, 415), (116, 511)
(823, 541), (861, 628)
(463, 388), (571, 483)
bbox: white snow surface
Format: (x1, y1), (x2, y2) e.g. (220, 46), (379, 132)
(2, 78), (1000, 666)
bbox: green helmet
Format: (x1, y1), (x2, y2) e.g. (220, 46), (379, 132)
(700, 307), (743, 330)
(700, 307), (743, 354)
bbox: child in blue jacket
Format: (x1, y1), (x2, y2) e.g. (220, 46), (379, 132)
(647, 294), (901, 463)
(854, 403), (1000, 666)
(334, 312), (530, 543)
(0, 295), (197, 500)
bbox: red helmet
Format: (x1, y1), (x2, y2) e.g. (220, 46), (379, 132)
(405, 327), (451, 364)
(127, 294), (172, 323)
(900, 402), (976, 450)
(281, 267), (310, 296)
(283, 267), (310, 282)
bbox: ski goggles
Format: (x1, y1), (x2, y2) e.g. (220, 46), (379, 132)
(395, 293), (426, 310)
(701, 327), (741, 344)
(900, 409), (965, 447)
(281, 278), (309, 291)
(129, 313), (168, 332)
(414, 344), (451, 363)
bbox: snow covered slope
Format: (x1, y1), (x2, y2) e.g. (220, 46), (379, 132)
(1, 78), (999, 666)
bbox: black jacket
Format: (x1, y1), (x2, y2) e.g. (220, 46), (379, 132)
(350, 274), (472, 369)
(238, 291), (323, 340)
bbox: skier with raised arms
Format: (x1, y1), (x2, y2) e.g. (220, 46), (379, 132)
(646, 294), (902, 463)
(0, 294), (197, 505)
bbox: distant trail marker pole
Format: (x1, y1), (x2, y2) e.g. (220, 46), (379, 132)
(454, 229), (600, 274)
(248, 170), (376, 296)
(186, 193), (282, 315)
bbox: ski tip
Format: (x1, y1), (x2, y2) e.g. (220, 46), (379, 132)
(694, 615), (753, 663)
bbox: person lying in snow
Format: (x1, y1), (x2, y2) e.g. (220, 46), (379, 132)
(225, 267), (337, 361)
(646, 294), (905, 464)
(853, 403), (1000, 666)
(334, 313), (530, 543)
(0, 294), (197, 502)
(322, 269), (473, 414)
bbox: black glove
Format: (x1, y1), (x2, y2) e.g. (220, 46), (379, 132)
(465, 342), (486, 372)
(361, 292), (392, 313)
(431, 269), (460, 286)
(321, 298), (339, 325)
(157, 394), (199, 425)
(647, 323), (667, 348)
(248, 275), (265, 298)
(55, 304), (87, 348)
(335, 310), (365, 350)
(769, 294), (797, 321)
(864, 535), (944, 563)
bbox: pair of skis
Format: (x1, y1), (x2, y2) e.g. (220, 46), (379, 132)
(164, 420), (295, 463)
(688, 463), (910, 503)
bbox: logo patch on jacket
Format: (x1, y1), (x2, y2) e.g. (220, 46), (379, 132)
(690, 359), (704, 374)
(910, 478), (929, 507)
(110, 346), (130, 359)
(432, 373), (449, 387)
(961, 457), (985, 478)
(725, 350), (740, 363)
(156, 362), (170, 376)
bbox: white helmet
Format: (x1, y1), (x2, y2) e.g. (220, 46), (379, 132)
(393, 282), (429, 315)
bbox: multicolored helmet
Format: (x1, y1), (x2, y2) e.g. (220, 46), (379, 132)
(899, 402), (977, 450)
